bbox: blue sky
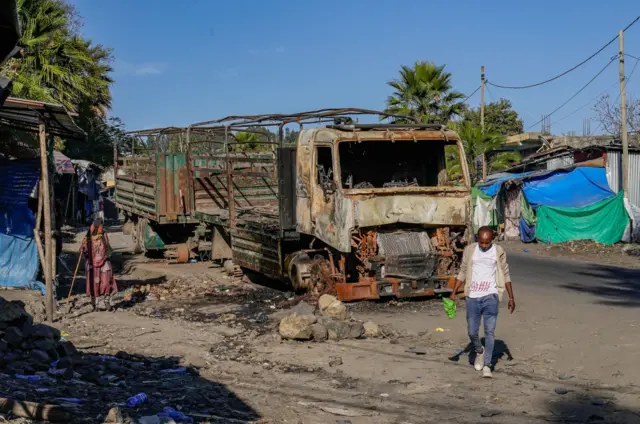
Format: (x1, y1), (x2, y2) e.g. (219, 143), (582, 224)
(69, 0), (640, 135)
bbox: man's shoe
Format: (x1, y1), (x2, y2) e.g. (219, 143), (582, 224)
(482, 366), (493, 378)
(474, 350), (484, 371)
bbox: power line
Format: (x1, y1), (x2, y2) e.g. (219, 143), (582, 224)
(462, 86), (481, 103)
(550, 55), (640, 127)
(527, 57), (617, 130)
(488, 15), (640, 90)
(486, 85), (496, 103)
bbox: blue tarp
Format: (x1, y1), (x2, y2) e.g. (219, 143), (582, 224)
(0, 159), (44, 294)
(522, 168), (613, 209)
(519, 217), (536, 243)
(477, 171), (536, 197)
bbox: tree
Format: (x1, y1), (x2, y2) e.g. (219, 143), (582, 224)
(284, 128), (299, 145)
(462, 98), (523, 136)
(0, 0), (123, 166)
(593, 93), (640, 141)
(446, 122), (519, 185)
(384, 61), (465, 124)
(3, 0), (112, 113)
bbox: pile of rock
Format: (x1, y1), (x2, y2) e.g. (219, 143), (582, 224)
(0, 298), (77, 373)
(278, 295), (380, 342)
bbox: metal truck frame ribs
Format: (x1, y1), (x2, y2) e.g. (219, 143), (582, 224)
(115, 109), (472, 301)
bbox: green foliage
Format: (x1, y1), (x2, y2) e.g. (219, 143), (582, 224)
(384, 61), (465, 124)
(446, 122), (517, 185)
(284, 128), (299, 145)
(5, 0), (112, 114)
(0, 0), (128, 166)
(462, 98), (523, 136)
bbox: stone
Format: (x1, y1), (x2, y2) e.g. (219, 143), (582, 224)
(30, 349), (51, 364)
(290, 300), (315, 316)
(328, 356), (343, 367)
(363, 321), (381, 338)
(555, 387), (569, 395)
(0, 299), (25, 323)
(30, 324), (60, 340)
(57, 356), (74, 369)
(311, 323), (328, 342)
(318, 294), (350, 321)
(115, 351), (131, 360)
(57, 341), (79, 358)
(319, 317), (364, 341)
(3, 327), (24, 347)
(278, 314), (317, 340)
(104, 407), (124, 423)
(34, 338), (57, 352)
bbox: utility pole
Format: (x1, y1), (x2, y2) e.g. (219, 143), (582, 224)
(481, 65), (487, 180)
(619, 30), (630, 196)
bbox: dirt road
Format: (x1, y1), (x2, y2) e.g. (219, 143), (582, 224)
(3, 229), (639, 423)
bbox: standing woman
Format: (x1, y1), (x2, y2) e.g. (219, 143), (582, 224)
(81, 218), (118, 310)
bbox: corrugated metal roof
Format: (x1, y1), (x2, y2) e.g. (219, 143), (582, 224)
(0, 97), (85, 139)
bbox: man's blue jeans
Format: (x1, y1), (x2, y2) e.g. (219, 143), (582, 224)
(466, 294), (499, 367)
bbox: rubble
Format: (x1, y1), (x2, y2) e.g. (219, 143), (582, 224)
(0, 296), (259, 423)
(318, 294), (351, 320)
(363, 321), (381, 338)
(278, 314), (317, 340)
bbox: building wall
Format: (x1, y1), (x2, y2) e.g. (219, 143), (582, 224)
(606, 149), (640, 206)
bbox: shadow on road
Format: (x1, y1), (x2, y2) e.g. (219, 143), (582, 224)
(561, 264), (640, 308)
(542, 393), (640, 423)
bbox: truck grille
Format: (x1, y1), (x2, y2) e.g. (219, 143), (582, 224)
(377, 231), (437, 280)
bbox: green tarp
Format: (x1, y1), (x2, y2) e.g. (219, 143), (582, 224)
(535, 191), (629, 245)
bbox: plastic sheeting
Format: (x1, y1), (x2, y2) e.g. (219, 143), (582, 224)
(622, 199), (640, 243)
(0, 159), (43, 293)
(477, 171), (536, 197)
(522, 168), (614, 209)
(519, 218), (536, 243)
(535, 191), (629, 245)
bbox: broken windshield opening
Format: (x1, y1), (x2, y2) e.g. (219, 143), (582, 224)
(339, 140), (452, 189)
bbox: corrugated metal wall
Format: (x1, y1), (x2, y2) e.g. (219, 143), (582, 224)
(606, 150), (640, 206)
(547, 154), (574, 171)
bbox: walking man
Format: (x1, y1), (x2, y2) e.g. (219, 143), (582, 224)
(450, 226), (515, 378)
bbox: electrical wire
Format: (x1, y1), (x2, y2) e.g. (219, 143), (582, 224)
(486, 85), (496, 103)
(527, 57), (617, 130)
(488, 15), (640, 90)
(462, 86), (481, 104)
(550, 56), (640, 127)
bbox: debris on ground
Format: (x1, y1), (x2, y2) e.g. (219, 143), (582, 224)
(277, 296), (378, 342)
(0, 296), (259, 423)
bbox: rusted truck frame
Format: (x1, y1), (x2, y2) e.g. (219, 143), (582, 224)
(185, 109), (473, 301)
(114, 109), (472, 301)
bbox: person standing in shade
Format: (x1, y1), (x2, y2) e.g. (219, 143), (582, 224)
(450, 226), (515, 378)
(81, 218), (118, 310)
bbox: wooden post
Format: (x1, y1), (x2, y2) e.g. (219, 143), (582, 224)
(34, 183), (45, 271)
(619, 30), (630, 196)
(38, 116), (54, 323)
(48, 134), (57, 285)
(480, 65), (485, 132)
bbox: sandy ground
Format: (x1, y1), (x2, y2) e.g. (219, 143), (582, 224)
(2, 228), (639, 423)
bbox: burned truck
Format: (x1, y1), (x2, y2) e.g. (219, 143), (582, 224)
(115, 109), (472, 301)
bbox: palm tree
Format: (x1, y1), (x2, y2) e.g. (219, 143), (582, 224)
(3, 0), (112, 113)
(446, 122), (518, 184)
(384, 61), (465, 124)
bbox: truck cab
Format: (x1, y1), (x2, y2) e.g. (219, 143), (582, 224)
(287, 122), (472, 300)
